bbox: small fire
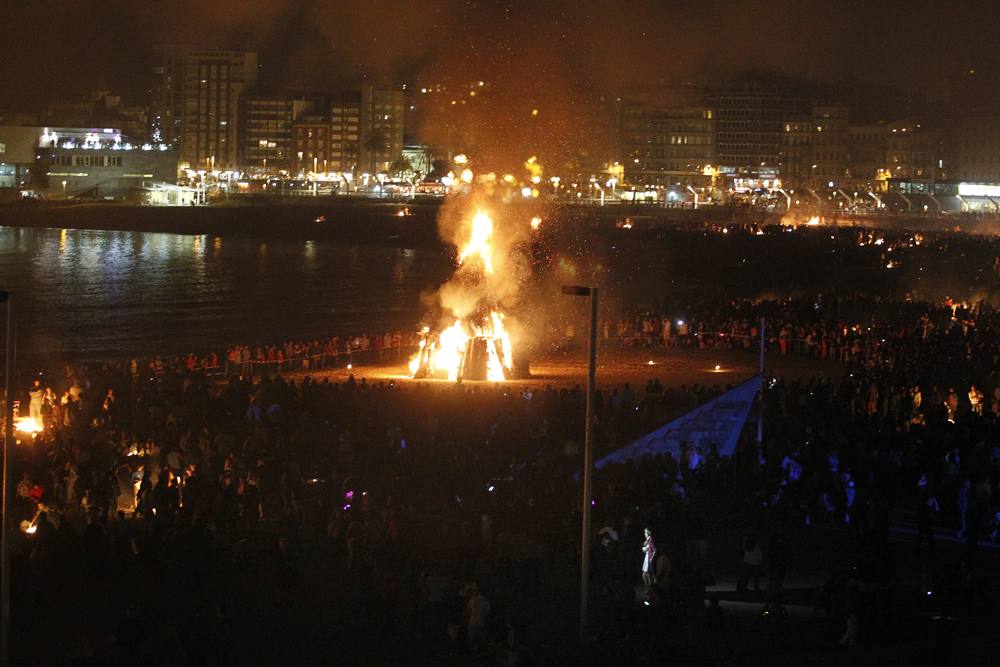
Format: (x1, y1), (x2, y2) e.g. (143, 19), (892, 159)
(806, 216), (821, 226)
(530, 216), (542, 230)
(15, 417), (43, 435)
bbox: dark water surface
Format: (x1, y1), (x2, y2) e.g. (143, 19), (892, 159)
(0, 226), (455, 361)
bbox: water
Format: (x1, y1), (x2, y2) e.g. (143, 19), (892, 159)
(0, 226), (455, 362)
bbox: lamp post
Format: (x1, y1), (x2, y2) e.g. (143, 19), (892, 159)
(561, 285), (598, 641)
(686, 185), (699, 209)
(1, 291), (15, 666)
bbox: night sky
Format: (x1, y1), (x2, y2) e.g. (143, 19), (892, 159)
(1, 0), (996, 165)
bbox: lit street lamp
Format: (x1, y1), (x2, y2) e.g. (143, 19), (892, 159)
(61, 180), (67, 199)
(687, 185), (699, 209)
(561, 284), (598, 641)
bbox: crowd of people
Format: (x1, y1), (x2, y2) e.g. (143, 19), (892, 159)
(7, 285), (1000, 663)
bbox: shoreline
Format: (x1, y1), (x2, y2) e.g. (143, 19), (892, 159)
(0, 199), (445, 244)
(1, 198), (999, 240)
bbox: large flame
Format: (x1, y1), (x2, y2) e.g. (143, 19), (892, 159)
(411, 208), (520, 381)
(410, 310), (513, 381)
(457, 210), (495, 274)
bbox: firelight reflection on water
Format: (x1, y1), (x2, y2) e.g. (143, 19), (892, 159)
(0, 227), (454, 362)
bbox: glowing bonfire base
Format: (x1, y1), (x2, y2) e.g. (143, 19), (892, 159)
(411, 335), (514, 382)
(462, 337), (506, 381)
(409, 312), (525, 382)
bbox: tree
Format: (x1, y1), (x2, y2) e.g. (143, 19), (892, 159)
(390, 156), (413, 178)
(363, 128), (390, 172)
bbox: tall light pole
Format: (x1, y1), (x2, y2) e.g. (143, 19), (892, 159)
(1, 291), (15, 666)
(561, 284), (598, 641)
(686, 185), (699, 209)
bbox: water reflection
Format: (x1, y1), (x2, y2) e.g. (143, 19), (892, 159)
(0, 227), (453, 361)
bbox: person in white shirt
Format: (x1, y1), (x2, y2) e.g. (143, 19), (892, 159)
(465, 582), (491, 647)
(641, 528), (657, 597)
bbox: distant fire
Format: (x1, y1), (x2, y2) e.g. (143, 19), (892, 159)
(14, 417), (43, 435)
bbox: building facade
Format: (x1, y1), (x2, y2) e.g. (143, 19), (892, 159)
(291, 116), (331, 175)
(952, 113), (1000, 182)
(0, 125), (43, 189)
(149, 46), (186, 145)
(620, 104), (715, 186)
(809, 105), (848, 188)
(713, 80), (809, 177)
(240, 94), (313, 171)
(358, 85), (404, 174)
(150, 48), (258, 169)
(289, 98), (361, 175)
(845, 123), (887, 191)
(328, 99), (360, 173)
(885, 120), (942, 181)
(36, 128), (177, 198)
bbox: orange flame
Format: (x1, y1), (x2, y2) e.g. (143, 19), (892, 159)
(457, 210), (495, 274)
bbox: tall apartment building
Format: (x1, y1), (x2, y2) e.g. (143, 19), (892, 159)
(619, 102), (715, 186)
(779, 116), (813, 188)
(713, 79), (809, 176)
(358, 85), (404, 174)
(778, 105), (850, 189)
(616, 86), (715, 186)
(952, 113), (1000, 182)
(149, 48), (258, 169)
(885, 120), (942, 181)
(809, 105), (848, 188)
(290, 97), (360, 174)
(240, 93), (313, 171)
(149, 47), (186, 145)
(328, 98), (360, 172)
(845, 124), (887, 191)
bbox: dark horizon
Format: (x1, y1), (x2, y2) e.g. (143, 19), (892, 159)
(3, 0), (997, 110)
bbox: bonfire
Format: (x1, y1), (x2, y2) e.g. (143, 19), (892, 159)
(409, 209), (519, 381)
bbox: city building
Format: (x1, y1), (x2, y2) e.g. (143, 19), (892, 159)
(358, 85), (404, 174)
(884, 119), (943, 182)
(327, 97), (360, 172)
(149, 46), (186, 144)
(401, 143), (433, 178)
(809, 105), (848, 188)
(405, 80), (491, 157)
(952, 113), (1000, 182)
(43, 80), (149, 143)
(240, 93), (314, 171)
(713, 77), (809, 180)
(36, 127), (178, 198)
(845, 123), (887, 191)
(289, 97), (361, 175)
(620, 105), (715, 186)
(779, 116), (812, 188)
(291, 115), (331, 175)
(616, 87), (715, 187)
(0, 125), (44, 189)
(150, 48), (258, 169)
